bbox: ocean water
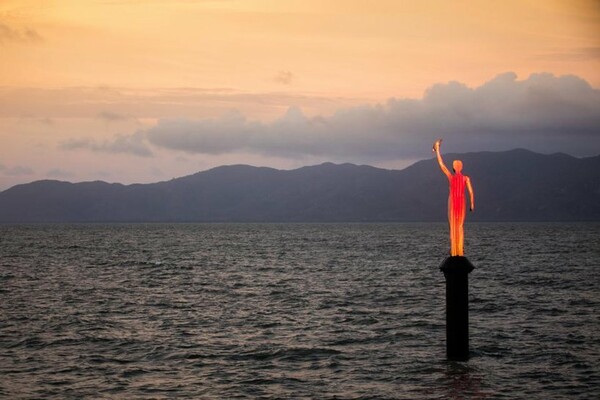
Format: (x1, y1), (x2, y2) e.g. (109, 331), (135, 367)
(0, 223), (599, 399)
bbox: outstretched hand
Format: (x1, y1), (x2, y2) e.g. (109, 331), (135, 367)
(432, 138), (442, 153)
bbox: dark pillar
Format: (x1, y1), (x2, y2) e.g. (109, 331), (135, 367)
(440, 256), (474, 361)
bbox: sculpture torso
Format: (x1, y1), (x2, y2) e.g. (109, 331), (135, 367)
(449, 172), (466, 210)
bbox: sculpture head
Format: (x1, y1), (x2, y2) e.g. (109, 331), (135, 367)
(452, 160), (463, 173)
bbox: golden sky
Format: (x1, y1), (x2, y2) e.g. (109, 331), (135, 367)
(2, 0), (599, 97)
(0, 0), (599, 189)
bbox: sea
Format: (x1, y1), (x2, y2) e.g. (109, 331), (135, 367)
(0, 223), (599, 399)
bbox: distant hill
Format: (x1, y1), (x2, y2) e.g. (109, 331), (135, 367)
(0, 149), (599, 222)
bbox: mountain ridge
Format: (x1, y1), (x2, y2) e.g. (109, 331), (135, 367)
(1, 149), (599, 222)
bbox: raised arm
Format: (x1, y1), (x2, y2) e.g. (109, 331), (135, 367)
(466, 176), (475, 211)
(433, 139), (451, 179)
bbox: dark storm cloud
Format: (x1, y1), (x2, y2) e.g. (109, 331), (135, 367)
(144, 72), (600, 159)
(61, 132), (153, 157)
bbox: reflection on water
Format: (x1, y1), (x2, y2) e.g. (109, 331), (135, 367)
(444, 362), (490, 400)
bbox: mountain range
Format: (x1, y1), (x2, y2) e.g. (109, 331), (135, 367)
(1, 149), (599, 222)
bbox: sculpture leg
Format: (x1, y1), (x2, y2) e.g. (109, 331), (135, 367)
(449, 197), (466, 257)
(448, 198), (457, 256)
(457, 200), (467, 256)
(452, 217), (460, 256)
(457, 220), (464, 256)
(457, 203), (465, 256)
(450, 223), (458, 256)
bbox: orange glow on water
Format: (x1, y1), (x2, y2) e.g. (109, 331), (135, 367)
(433, 140), (474, 256)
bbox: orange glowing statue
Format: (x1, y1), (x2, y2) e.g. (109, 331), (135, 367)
(433, 139), (474, 256)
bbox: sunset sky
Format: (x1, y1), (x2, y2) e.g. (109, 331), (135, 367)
(1, 0), (599, 190)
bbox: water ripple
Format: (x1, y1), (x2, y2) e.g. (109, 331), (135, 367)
(1, 222), (599, 398)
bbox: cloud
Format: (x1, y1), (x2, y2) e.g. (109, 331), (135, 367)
(0, 23), (42, 45)
(47, 169), (73, 179)
(274, 70), (294, 85)
(142, 72), (600, 159)
(0, 86), (352, 120)
(94, 170), (112, 179)
(536, 47), (600, 61)
(96, 111), (133, 121)
(0, 164), (34, 176)
(17, 115), (54, 125)
(61, 132), (153, 157)
(150, 166), (163, 177)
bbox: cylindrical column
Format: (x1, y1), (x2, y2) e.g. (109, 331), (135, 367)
(440, 256), (474, 361)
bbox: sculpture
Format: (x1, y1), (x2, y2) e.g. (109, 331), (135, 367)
(433, 139), (474, 256)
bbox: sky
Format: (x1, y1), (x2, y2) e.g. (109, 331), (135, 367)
(1, 0), (599, 190)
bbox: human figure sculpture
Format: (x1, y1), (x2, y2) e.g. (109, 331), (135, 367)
(433, 139), (474, 256)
